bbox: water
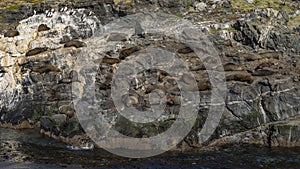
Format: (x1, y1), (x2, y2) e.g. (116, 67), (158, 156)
(1, 127), (300, 169)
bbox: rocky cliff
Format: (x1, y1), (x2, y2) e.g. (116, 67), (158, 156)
(1, 0), (300, 150)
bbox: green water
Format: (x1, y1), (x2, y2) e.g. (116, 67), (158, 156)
(0, 127), (300, 169)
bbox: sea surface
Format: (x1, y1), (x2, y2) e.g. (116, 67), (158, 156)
(0, 127), (300, 169)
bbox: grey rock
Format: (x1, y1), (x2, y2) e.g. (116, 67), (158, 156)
(1, 8), (300, 150)
(40, 116), (56, 132)
(52, 114), (67, 125)
(60, 118), (83, 138)
(194, 2), (207, 12)
(233, 20), (259, 48)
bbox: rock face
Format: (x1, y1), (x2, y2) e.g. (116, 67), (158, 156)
(0, 9), (101, 139)
(205, 8), (300, 147)
(1, 2), (300, 150)
(233, 8), (300, 54)
(209, 115), (300, 148)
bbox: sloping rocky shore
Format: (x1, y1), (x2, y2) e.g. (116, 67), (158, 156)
(1, 0), (300, 151)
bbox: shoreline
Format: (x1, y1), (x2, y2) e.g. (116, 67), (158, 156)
(2, 114), (300, 153)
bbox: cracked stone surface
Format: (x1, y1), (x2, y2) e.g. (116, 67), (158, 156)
(1, 3), (300, 150)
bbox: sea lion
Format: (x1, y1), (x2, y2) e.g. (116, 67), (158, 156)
(38, 24), (51, 32)
(4, 30), (20, 37)
(64, 40), (86, 48)
(25, 47), (48, 56)
(224, 63), (243, 71)
(59, 105), (76, 119)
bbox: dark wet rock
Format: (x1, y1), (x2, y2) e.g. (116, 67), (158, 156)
(250, 8), (289, 26)
(4, 30), (20, 37)
(64, 40), (86, 48)
(51, 114), (67, 125)
(25, 47), (48, 56)
(40, 114), (82, 138)
(233, 20), (259, 48)
(264, 28), (300, 54)
(40, 116), (56, 132)
(60, 118), (83, 138)
(0, 102), (35, 126)
(232, 9), (300, 54)
(0, 67), (5, 77)
(210, 115), (300, 147)
(37, 24), (50, 32)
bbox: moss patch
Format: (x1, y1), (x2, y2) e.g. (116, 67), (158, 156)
(231, 0), (298, 13)
(114, 0), (132, 5)
(185, 0), (193, 10)
(0, 0), (43, 10)
(4, 4), (22, 11)
(210, 28), (219, 34)
(28, 0), (43, 3)
(210, 27), (237, 34)
(288, 15), (300, 28)
(223, 27), (237, 33)
(175, 13), (184, 18)
(231, 0), (279, 12)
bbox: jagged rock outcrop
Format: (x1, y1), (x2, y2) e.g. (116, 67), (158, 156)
(1, 3), (300, 150)
(209, 115), (300, 148)
(233, 8), (300, 54)
(0, 0), (194, 34)
(202, 9), (300, 147)
(0, 9), (101, 141)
